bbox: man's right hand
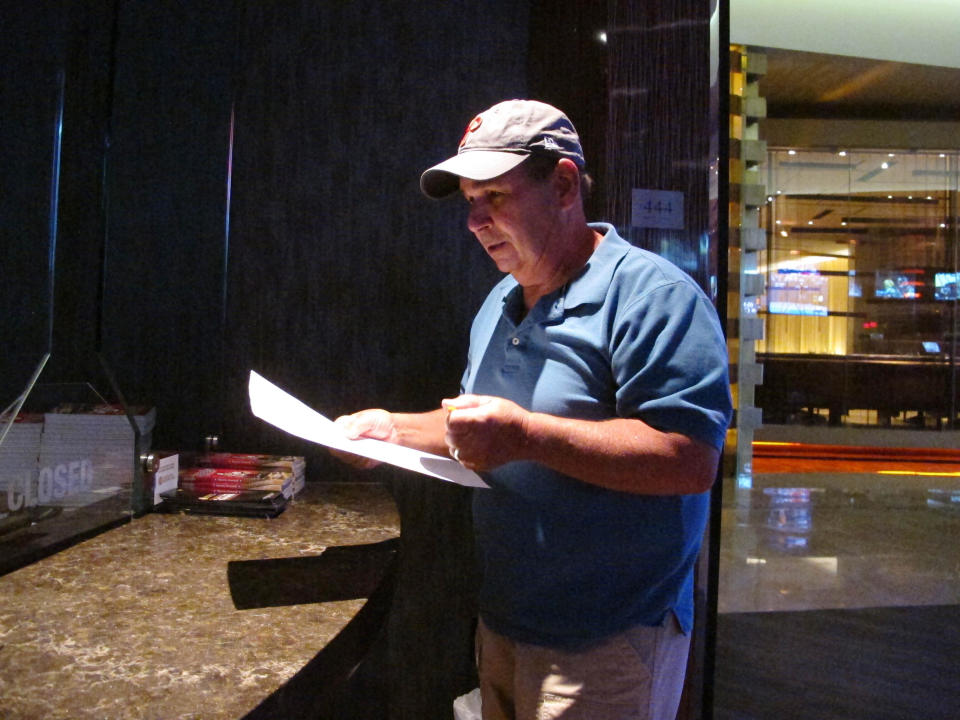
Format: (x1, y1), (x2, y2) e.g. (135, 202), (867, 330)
(331, 409), (399, 469)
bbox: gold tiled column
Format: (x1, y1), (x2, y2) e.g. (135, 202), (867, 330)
(727, 46), (767, 484)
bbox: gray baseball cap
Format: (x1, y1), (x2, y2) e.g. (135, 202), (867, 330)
(420, 99), (585, 199)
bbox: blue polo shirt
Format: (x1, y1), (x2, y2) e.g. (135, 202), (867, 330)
(462, 223), (732, 649)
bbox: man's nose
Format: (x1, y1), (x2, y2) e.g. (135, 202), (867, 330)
(466, 201), (491, 233)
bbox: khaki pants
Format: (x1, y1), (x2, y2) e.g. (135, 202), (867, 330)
(476, 616), (691, 720)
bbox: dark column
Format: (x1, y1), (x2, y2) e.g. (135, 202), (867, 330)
(609, 3), (724, 719)
(605, 0), (722, 295)
(529, 3), (724, 716)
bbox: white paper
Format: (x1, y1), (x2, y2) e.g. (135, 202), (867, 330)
(247, 371), (488, 489)
(153, 454), (179, 505)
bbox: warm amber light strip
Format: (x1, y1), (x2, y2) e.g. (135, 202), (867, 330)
(878, 470), (960, 477)
(751, 441), (960, 474)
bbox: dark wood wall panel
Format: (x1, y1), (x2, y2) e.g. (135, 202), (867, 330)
(222, 0), (518, 479)
(606, 0), (721, 295)
(103, 0), (238, 444)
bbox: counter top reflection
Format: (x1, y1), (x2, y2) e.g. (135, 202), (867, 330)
(0, 481), (400, 720)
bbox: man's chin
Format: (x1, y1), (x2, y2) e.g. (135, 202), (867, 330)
(490, 258), (517, 275)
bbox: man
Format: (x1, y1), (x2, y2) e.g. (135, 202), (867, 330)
(335, 99), (732, 719)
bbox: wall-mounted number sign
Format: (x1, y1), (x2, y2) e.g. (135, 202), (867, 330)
(630, 189), (684, 230)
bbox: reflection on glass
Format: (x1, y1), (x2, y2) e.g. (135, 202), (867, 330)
(762, 486), (813, 552)
(926, 487), (960, 511)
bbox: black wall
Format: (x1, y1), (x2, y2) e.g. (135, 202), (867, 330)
(100, 1), (526, 470)
(2, 0), (612, 473)
(3, 2), (530, 717)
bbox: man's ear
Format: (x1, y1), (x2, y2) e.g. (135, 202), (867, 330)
(553, 158), (582, 210)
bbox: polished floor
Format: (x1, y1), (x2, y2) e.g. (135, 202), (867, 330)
(713, 432), (960, 719)
(719, 437), (960, 614)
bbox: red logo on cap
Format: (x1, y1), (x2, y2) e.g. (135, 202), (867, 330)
(459, 115), (483, 148)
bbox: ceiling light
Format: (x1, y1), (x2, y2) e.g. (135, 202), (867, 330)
(881, 162), (889, 169)
(808, 220), (814, 225)
(838, 151), (847, 157)
(787, 150), (797, 156)
(888, 153), (895, 157)
(780, 230), (788, 237)
(597, 31), (608, 44)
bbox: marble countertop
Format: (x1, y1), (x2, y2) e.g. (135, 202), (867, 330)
(0, 482), (400, 720)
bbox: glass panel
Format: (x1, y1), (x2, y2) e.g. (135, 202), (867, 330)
(717, 146), (959, 718)
(1, 382), (149, 575)
(756, 148), (958, 429)
(1, 58), (150, 574)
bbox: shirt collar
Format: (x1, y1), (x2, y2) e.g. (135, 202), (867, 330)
(498, 223), (630, 324)
(545, 222), (629, 321)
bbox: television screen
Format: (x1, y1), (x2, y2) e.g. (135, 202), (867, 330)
(767, 269), (828, 316)
(934, 272), (959, 300)
(875, 270), (921, 299)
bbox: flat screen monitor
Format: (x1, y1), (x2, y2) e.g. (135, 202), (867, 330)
(767, 269), (828, 316)
(875, 270), (921, 299)
(934, 272), (959, 300)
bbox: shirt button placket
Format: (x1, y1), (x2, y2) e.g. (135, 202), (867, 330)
(502, 334), (522, 373)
